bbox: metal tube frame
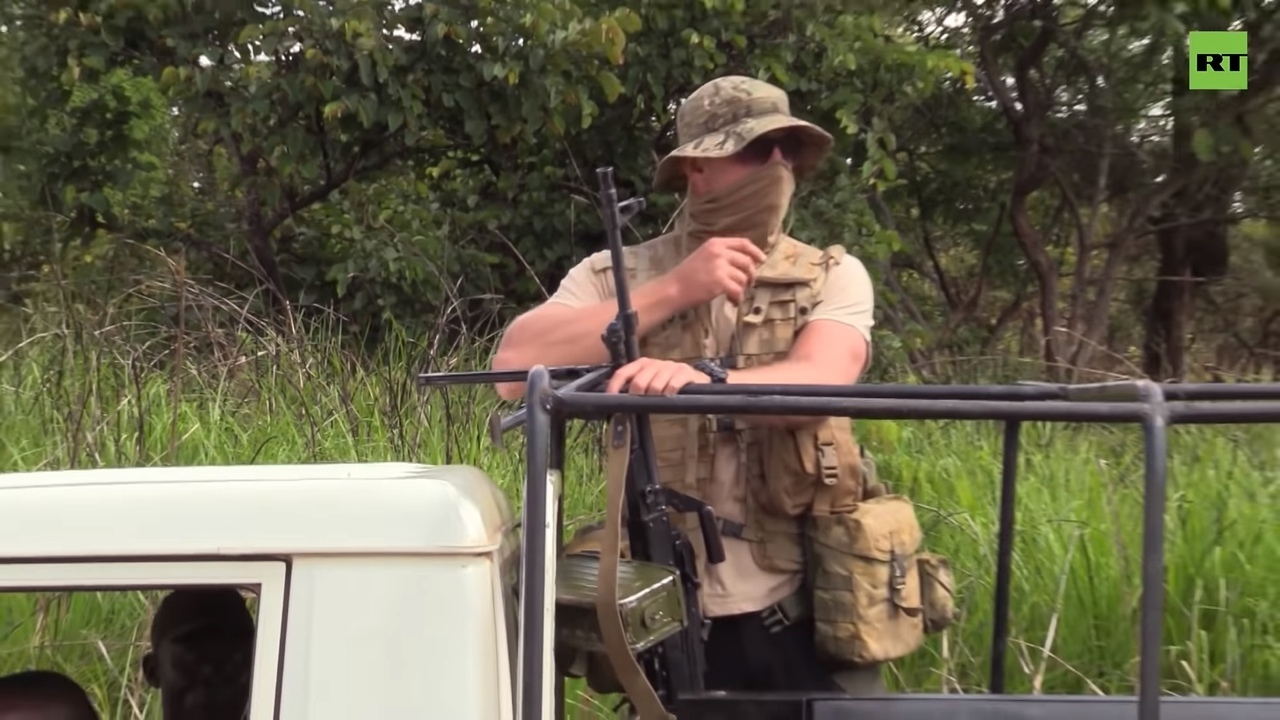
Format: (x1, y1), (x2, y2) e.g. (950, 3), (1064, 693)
(507, 374), (1280, 720)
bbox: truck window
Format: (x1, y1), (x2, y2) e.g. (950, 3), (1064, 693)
(0, 560), (287, 720)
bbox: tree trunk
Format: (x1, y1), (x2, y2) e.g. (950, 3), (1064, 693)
(1141, 32), (1244, 380)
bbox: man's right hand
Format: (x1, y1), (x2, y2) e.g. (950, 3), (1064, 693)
(666, 236), (767, 306)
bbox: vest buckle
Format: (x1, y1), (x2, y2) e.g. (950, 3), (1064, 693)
(890, 550), (908, 591)
(716, 517), (746, 540)
(818, 441), (840, 486)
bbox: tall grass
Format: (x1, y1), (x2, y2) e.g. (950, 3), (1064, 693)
(0, 266), (1276, 718)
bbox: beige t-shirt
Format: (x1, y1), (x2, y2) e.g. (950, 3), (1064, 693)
(546, 239), (876, 617)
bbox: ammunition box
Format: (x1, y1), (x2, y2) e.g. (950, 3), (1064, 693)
(554, 553), (687, 655)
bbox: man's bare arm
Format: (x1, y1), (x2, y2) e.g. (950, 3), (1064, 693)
(725, 319), (870, 428)
(490, 275), (686, 401)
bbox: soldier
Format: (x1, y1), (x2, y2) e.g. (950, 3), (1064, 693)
(141, 588), (256, 720)
(491, 76), (883, 694)
(0, 669), (98, 720)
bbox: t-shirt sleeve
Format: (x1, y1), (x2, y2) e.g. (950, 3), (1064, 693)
(545, 250), (612, 309)
(801, 252), (876, 374)
(804, 253), (875, 343)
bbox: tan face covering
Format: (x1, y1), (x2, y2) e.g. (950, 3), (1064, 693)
(682, 159), (796, 252)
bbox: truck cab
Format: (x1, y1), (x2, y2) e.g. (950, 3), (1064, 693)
(0, 462), (521, 720)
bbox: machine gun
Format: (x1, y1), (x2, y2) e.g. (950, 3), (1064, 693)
(418, 167), (722, 718)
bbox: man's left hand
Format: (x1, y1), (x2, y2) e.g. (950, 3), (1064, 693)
(606, 358), (711, 395)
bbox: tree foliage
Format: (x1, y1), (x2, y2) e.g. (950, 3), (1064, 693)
(2, 0), (1277, 380)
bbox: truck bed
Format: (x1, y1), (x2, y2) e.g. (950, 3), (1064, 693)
(674, 693), (1280, 720)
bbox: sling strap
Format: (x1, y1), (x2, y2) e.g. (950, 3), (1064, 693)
(597, 414), (674, 720)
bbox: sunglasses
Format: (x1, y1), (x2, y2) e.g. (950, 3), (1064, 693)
(734, 131), (804, 166)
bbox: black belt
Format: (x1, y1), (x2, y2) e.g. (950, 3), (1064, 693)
(760, 588), (811, 634)
(703, 586), (811, 639)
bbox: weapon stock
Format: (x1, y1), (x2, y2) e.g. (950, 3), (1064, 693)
(415, 364), (611, 387)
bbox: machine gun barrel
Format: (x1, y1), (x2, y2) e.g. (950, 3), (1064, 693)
(415, 363), (610, 387)
(597, 173), (644, 366)
(487, 366), (615, 448)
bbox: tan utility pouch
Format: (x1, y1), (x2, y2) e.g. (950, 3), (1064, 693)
(808, 494), (927, 664)
(917, 551), (957, 634)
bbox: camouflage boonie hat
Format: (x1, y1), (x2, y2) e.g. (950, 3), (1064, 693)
(653, 75), (834, 193)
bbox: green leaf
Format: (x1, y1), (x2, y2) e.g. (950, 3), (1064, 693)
(159, 66), (179, 89)
(322, 100), (346, 121)
(880, 155), (898, 182)
(357, 55), (374, 87)
(597, 70), (623, 103)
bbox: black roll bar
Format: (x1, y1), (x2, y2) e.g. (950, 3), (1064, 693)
(517, 366), (554, 720)
(991, 419), (1020, 694)
(508, 375), (1280, 720)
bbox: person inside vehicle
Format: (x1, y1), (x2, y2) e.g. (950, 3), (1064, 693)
(141, 588), (256, 720)
(0, 669), (99, 720)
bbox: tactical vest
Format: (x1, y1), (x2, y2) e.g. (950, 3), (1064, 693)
(588, 230), (867, 574)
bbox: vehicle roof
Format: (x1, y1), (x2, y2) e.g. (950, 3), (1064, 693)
(0, 462), (515, 559)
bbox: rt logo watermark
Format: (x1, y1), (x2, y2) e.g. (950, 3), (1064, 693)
(1189, 31), (1248, 90)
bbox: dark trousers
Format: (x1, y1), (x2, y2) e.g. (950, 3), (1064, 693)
(703, 606), (886, 695)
